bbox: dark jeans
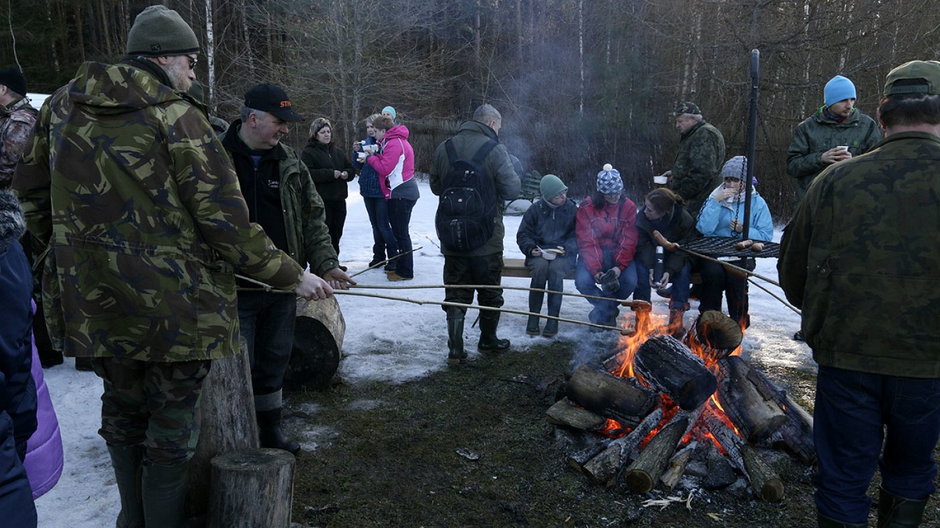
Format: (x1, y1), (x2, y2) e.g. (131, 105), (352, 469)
(574, 259), (637, 325)
(363, 196), (397, 263)
(442, 253), (504, 313)
(92, 357), (211, 465)
(634, 261), (692, 311)
(237, 291), (297, 412)
(698, 258), (752, 326)
(388, 198), (416, 278)
(525, 256), (574, 315)
(814, 365), (940, 523)
(323, 199), (347, 257)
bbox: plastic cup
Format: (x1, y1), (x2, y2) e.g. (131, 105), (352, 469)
(653, 175), (668, 185)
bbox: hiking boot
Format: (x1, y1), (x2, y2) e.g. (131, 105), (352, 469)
(668, 310), (686, 337)
(526, 315), (540, 336)
(478, 312), (510, 352)
(256, 409), (301, 455)
(387, 271), (412, 281)
(369, 257), (385, 268)
(878, 487), (928, 528)
(447, 308), (467, 365)
(542, 318), (559, 337)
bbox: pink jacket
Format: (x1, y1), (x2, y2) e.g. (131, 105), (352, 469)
(367, 125), (415, 199)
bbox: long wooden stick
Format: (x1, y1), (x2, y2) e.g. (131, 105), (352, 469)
(348, 246), (424, 279)
(333, 290), (635, 334)
(351, 283), (651, 309)
(747, 277), (801, 315)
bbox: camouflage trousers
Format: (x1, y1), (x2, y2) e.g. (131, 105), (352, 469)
(91, 357), (211, 465)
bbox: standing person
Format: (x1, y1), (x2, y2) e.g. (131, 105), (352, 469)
(353, 114), (397, 269)
(696, 156), (773, 329)
(656, 102), (726, 217)
(787, 74), (882, 203)
(382, 105), (397, 122)
(0, 190), (37, 527)
(515, 174), (577, 337)
(0, 67), (36, 189)
(574, 164), (639, 328)
(365, 114), (418, 281)
(302, 117), (356, 260)
(779, 60), (940, 528)
(13, 6), (329, 526)
(430, 104), (521, 365)
(222, 84), (352, 454)
(633, 187), (696, 335)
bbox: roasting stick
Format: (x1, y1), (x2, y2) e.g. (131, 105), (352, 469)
(351, 283), (652, 309)
(332, 290), (635, 334)
(652, 230), (781, 287)
(747, 277), (801, 315)
(347, 246), (424, 279)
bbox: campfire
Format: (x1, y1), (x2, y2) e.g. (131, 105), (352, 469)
(547, 310), (814, 501)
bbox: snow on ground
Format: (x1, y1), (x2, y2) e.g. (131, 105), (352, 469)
(35, 178), (813, 526)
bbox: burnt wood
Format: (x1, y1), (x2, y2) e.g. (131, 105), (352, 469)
(743, 446), (785, 502)
(623, 411), (691, 493)
(716, 356), (788, 442)
(209, 448), (295, 527)
(565, 365), (656, 425)
(546, 397), (607, 431)
(634, 335), (717, 410)
(660, 441), (697, 490)
(580, 408), (664, 486)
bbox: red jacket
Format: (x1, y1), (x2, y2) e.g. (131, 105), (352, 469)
(575, 196), (638, 276)
(367, 125), (414, 199)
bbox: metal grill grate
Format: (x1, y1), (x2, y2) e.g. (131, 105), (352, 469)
(680, 236), (779, 258)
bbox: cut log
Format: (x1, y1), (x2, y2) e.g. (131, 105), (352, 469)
(623, 411), (691, 493)
(580, 408), (664, 486)
(715, 356), (787, 442)
(687, 310), (743, 360)
(634, 335), (717, 410)
(565, 365), (656, 426)
(744, 365), (814, 430)
(546, 397), (607, 431)
(702, 412), (746, 474)
(767, 421), (816, 464)
(187, 339), (259, 517)
(660, 441), (697, 490)
(742, 364), (816, 463)
(209, 448), (295, 528)
(742, 446), (785, 502)
(285, 296), (345, 391)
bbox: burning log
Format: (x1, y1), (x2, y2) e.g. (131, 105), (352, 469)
(660, 441), (697, 490)
(634, 335), (717, 410)
(703, 413), (784, 502)
(546, 397), (607, 431)
(742, 366), (816, 463)
(622, 411), (691, 493)
(686, 310), (743, 362)
(715, 356), (788, 442)
(565, 365), (657, 426)
(580, 408), (664, 486)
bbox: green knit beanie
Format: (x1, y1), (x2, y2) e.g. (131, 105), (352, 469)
(540, 174), (567, 200)
(126, 5), (199, 56)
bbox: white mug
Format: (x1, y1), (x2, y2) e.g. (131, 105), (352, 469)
(653, 175), (668, 185)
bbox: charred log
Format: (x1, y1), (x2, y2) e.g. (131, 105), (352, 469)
(580, 408), (664, 486)
(565, 365), (656, 426)
(623, 411), (691, 493)
(743, 446), (785, 502)
(685, 310), (743, 362)
(634, 335), (717, 410)
(660, 441), (697, 490)
(743, 366), (816, 463)
(715, 356), (788, 442)
(546, 397), (607, 431)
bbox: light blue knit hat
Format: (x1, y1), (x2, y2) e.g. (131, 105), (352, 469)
(381, 106), (397, 120)
(824, 75), (857, 106)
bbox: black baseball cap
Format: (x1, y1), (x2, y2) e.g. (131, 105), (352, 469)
(0, 67), (27, 97)
(244, 83), (304, 122)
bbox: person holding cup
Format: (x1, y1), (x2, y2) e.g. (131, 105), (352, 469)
(353, 114), (398, 269)
(302, 117), (357, 260)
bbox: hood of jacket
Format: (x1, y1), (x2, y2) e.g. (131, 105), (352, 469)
(65, 59), (185, 117)
(0, 190), (25, 254)
(383, 124), (410, 142)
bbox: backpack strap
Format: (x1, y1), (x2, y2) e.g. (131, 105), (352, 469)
(444, 138), (458, 164)
(471, 140), (499, 166)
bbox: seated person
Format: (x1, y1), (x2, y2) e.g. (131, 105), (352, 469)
(516, 174), (578, 338)
(633, 188), (697, 335)
(574, 165), (638, 328)
(696, 156), (773, 328)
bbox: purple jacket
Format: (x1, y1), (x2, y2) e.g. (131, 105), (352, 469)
(24, 301), (63, 499)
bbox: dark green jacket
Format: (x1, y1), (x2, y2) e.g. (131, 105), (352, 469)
(778, 132), (940, 378)
(13, 60), (303, 362)
(667, 120), (725, 217)
(429, 120), (521, 256)
(786, 107), (882, 201)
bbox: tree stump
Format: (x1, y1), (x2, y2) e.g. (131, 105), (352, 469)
(634, 335), (717, 410)
(209, 448), (295, 528)
(285, 296), (345, 391)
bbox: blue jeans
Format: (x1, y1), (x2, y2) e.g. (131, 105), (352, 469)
(633, 261), (692, 311)
(814, 365), (940, 523)
(363, 196), (397, 263)
(574, 260), (637, 325)
(388, 198), (416, 278)
(237, 291), (297, 412)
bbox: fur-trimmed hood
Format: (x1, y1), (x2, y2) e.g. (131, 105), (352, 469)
(0, 190), (25, 253)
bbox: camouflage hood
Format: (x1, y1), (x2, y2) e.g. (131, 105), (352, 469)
(0, 189), (25, 253)
(67, 59), (182, 117)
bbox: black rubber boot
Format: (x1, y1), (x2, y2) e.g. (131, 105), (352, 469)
(478, 311), (510, 352)
(526, 292), (542, 335)
(142, 460), (189, 528)
(543, 291), (561, 337)
(818, 511), (868, 528)
(108, 444), (145, 528)
(446, 308), (467, 364)
(257, 408), (301, 455)
(878, 487), (928, 527)
(526, 315), (540, 336)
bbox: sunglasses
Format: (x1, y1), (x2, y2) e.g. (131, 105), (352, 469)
(186, 55), (198, 70)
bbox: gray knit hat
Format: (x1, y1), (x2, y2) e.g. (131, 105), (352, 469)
(126, 5), (199, 57)
(720, 156), (748, 180)
(596, 163), (623, 194)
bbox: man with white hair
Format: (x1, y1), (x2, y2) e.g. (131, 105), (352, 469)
(657, 102), (726, 217)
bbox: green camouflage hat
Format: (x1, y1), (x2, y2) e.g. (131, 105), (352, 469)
(883, 60), (940, 96)
(672, 102), (701, 116)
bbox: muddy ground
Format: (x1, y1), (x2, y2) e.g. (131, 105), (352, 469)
(285, 339), (940, 528)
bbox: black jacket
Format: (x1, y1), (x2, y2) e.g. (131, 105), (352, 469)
(516, 198), (578, 264)
(301, 140), (356, 202)
(634, 203), (697, 276)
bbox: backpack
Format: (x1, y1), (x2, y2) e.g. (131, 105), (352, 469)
(435, 138), (499, 252)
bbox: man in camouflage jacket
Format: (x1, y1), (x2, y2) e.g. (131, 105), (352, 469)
(13, 6), (328, 527)
(0, 67), (37, 189)
(659, 102), (726, 217)
(779, 60), (940, 528)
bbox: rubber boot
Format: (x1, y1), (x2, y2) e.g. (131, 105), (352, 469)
(878, 487), (928, 528)
(526, 292), (542, 335)
(446, 308), (467, 365)
(257, 408), (301, 454)
(142, 460), (189, 528)
(818, 511), (868, 528)
(543, 291), (562, 337)
(108, 444), (145, 528)
(478, 311), (510, 352)
(668, 309), (686, 337)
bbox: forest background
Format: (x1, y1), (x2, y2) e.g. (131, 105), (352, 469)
(3, 0), (939, 219)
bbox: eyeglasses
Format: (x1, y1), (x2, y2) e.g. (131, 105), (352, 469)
(186, 55), (198, 70)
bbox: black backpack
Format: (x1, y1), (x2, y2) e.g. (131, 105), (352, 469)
(435, 138), (499, 252)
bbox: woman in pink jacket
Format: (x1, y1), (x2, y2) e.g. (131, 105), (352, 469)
(365, 115), (420, 280)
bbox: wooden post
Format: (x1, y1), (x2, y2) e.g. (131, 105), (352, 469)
(209, 448), (295, 527)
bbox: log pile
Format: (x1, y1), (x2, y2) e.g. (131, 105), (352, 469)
(552, 310), (812, 502)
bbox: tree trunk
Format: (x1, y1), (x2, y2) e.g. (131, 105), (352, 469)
(208, 448), (295, 528)
(564, 365), (657, 425)
(634, 335), (717, 410)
